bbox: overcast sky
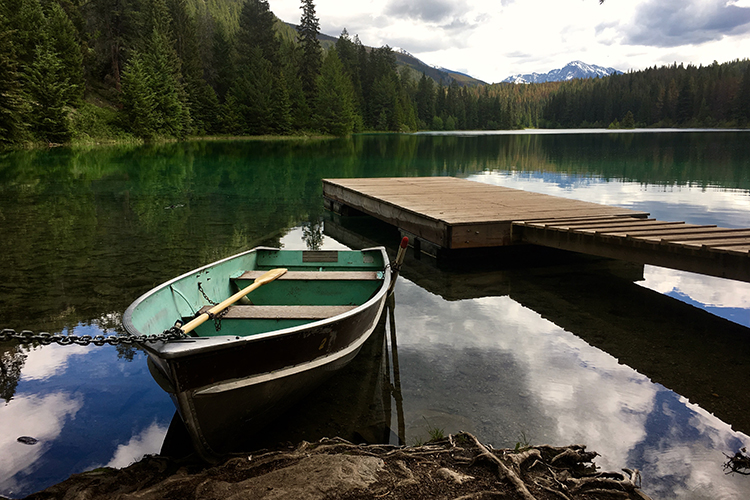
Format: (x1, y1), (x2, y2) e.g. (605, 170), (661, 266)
(270, 0), (750, 83)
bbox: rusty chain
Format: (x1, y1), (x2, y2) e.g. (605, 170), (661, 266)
(0, 327), (187, 346)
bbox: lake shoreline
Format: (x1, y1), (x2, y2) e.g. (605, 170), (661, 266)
(20, 433), (654, 500)
(4, 126), (750, 153)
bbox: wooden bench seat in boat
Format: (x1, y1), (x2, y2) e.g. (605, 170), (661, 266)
(233, 271), (381, 281)
(197, 305), (358, 320)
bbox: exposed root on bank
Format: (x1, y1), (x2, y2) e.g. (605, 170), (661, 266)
(25, 432), (654, 500)
(724, 447), (750, 475)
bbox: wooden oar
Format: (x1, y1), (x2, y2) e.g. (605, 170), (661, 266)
(181, 268), (288, 334)
(387, 236), (409, 296)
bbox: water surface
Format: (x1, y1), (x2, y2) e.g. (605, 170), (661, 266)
(1, 131), (750, 499)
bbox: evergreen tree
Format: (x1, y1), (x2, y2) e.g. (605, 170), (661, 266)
(415, 73), (435, 126)
(120, 50), (156, 138)
(224, 47), (275, 135)
(269, 71), (292, 134)
(142, 26), (190, 137)
(0, 13), (27, 146)
(236, 0), (278, 66)
(210, 25), (235, 102)
(281, 39), (311, 130)
(297, 0), (322, 100)
(622, 110), (635, 128)
(676, 77), (696, 124)
(335, 29), (362, 116)
(84, 0), (136, 92)
(315, 50), (357, 136)
(226, 0), (291, 135)
(2, 0), (45, 73)
(120, 0), (189, 138)
(168, 0), (218, 134)
(735, 64), (750, 126)
(25, 39), (73, 143)
(370, 74), (398, 130)
(45, 2), (84, 104)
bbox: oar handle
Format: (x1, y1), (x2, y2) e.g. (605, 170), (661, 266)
(388, 237), (409, 295)
(181, 268), (287, 334)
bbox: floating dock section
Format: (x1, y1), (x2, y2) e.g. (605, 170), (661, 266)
(322, 177), (750, 283)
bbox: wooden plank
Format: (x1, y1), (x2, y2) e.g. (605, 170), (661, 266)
(636, 228), (749, 243)
(561, 220), (663, 230)
(581, 223), (690, 235)
(235, 271), (381, 281)
(449, 222), (514, 249)
(198, 305), (357, 320)
(520, 215), (644, 224)
(651, 230), (750, 242)
(668, 237), (750, 247)
(711, 245), (750, 254)
(539, 217), (654, 228)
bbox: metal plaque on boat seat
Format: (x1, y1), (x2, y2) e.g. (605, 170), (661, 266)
(302, 251), (339, 263)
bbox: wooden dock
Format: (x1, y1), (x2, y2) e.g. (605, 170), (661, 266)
(322, 177), (750, 283)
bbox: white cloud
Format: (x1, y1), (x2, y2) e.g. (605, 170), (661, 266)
(269, 0), (750, 83)
(623, 0), (750, 48)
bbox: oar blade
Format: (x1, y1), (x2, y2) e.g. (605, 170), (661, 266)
(254, 268), (287, 285)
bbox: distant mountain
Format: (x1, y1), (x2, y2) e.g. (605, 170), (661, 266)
(392, 48), (486, 87)
(502, 61), (622, 84)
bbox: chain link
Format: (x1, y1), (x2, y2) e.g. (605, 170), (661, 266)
(0, 327), (187, 346)
(197, 281), (218, 305)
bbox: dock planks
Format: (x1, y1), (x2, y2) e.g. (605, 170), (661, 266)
(322, 177), (750, 283)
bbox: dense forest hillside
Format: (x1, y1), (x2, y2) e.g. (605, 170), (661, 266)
(1, 0), (749, 149)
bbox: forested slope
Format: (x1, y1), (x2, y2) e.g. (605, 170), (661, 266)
(1, 0), (749, 149)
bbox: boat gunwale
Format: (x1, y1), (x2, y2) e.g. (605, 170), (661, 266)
(191, 296), (388, 396)
(123, 246), (392, 359)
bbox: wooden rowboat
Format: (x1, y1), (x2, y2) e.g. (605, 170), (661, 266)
(123, 246), (393, 461)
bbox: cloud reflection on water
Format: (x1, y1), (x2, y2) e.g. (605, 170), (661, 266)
(100, 421), (169, 469)
(20, 344), (91, 381)
(391, 278), (750, 499)
(0, 392), (83, 497)
(470, 171), (750, 329)
(639, 265), (750, 328)
(470, 171), (750, 228)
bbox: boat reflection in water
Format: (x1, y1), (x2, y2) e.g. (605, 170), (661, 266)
(160, 298), (405, 458)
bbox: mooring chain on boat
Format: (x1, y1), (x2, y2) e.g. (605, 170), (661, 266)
(207, 307), (228, 331)
(197, 281), (218, 305)
(0, 327), (187, 346)
(197, 281), (228, 331)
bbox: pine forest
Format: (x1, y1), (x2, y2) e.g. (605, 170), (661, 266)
(2, 0), (750, 149)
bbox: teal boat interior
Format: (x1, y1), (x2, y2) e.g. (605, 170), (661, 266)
(126, 248), (388, 339)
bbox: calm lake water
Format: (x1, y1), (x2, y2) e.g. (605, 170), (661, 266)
(1, 131), (750, 499)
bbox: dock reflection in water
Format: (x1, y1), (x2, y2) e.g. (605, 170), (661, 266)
(325, 214), (750, 500)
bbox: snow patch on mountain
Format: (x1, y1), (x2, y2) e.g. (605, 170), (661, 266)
(502, 61), (622, 84)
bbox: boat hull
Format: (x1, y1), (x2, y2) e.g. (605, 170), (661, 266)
(124, 247), (391, 461)
(172, 294), (384, 458)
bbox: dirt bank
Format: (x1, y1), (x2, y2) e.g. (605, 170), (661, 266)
(22, 432), (652, 500)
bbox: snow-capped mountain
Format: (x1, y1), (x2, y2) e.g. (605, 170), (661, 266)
(502, 61), (622, 84)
